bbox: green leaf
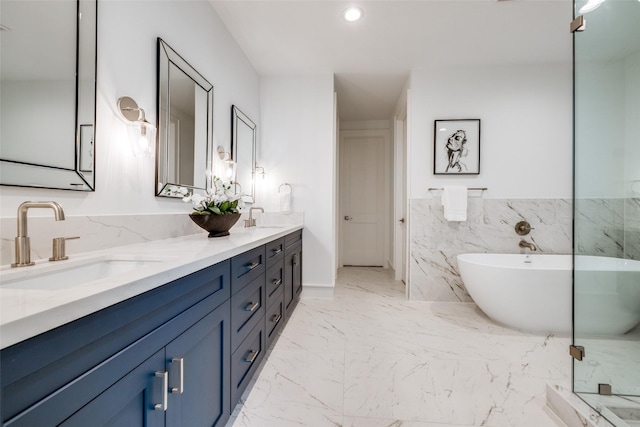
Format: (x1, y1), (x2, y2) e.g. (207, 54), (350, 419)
(220, 201), (230, 212)
(211, 206), (221, 215)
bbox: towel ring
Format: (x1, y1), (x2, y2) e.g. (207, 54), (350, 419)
(279, 183), (292, 194)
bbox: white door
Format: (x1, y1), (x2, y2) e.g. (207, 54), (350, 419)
(340, 130), (387, 267)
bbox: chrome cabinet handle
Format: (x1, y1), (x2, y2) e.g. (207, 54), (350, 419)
(154, 371), (168, 411)
(344, 216), (352, 220)
(271, 314), (282, 324)
(244, 302), (259, 312)
(245, 261), (260, 271)
(244, 349), (259, 363)
(292, 253), (299, 266)
(169, 357), (184, 394)
(272, 278), (282, 286)
(272, 248), (282, 255)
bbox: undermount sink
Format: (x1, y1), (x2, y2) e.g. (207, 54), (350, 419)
(0, 256), (170, 291)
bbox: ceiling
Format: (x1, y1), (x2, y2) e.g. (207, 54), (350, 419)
(210, 0), (573, 121)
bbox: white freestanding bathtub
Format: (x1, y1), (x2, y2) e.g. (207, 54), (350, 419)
(457, 253), (640, 335)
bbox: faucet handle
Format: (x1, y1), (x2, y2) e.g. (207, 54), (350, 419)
(515, 221), (534, 235)
(49, 236), (80, 262)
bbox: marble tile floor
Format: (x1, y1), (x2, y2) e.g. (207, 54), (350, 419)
(227, 267), (572, 427)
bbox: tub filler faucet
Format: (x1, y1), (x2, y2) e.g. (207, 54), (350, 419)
(519, 240), (537, 252)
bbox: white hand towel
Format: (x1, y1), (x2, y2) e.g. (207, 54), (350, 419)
(280, 191), (291, 213)
(441, 186), (467, 222)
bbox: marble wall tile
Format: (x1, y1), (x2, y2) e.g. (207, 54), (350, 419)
(575, 198), (625, 257)
(409, 197), (572, 302)
(625, 198), (640, 260)
(0, 213), (227, 265)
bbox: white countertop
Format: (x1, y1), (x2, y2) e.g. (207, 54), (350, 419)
(0, 225), (302, 350)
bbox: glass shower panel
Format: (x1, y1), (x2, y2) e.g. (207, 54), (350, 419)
(573, 0), (640, 424)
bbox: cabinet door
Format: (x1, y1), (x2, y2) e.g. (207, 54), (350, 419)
(292, 244), (302, 301)
(284, 243), (303, 320)
(284, 249), (295, 319)
(58, 349), (166, 427)
(166, 300), (231, 427)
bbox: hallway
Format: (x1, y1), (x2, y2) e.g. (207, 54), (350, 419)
(228, 267), (569, 426)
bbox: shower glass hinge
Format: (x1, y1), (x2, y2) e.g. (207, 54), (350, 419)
(571, 15), (586, 33)
(599, 384), (612, 395)
(570, 345), (585, 361)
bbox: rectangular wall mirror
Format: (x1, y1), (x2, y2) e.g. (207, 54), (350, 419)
(156, 38), (213, 197)
(0, 0), (97, 191)
(231, 105), (256, 204)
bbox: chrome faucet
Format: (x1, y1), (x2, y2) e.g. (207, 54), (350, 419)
(519, 240), (537, 252)
(12, 201), (66, 267)
(244, 207), (264, 228)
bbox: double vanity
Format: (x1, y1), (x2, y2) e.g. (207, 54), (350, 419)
(0, 225), (303, 427)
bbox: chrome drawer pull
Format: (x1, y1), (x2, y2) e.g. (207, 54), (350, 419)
(271, 314), (282, 324)
(292, 254), (299, 266)
(244, 349), (259, 363)
(272, 278), (282, 286)
(272, 248), (282, 255)
(245, 261), (260, 271)
(244, 301), (259, 312)
(154, 371), (168, 411)
(169, 357), (184, 394)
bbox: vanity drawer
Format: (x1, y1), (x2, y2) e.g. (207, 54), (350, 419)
(265, 238), (284, 268)
(284, 229), (302, 249)
(265, 263), (284, 307)
(231, 246), (265, 295)
(265, 298), (284, 350)
(231, 322), (265, 408)
(230, 275), (265, 351)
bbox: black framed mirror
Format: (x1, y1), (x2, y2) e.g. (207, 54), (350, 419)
(156, 38), (214, 197)
(0, 0), (97, 191)
(231, 105), (256, 204)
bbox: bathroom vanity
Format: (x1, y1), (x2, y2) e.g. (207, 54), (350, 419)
(0, 226), (303, 427)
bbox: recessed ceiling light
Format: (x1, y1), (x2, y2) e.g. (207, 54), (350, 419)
(343, 7), (363, 22)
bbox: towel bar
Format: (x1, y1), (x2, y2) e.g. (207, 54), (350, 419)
(428, 187), (487, 191)
(279, 183), (292, 193)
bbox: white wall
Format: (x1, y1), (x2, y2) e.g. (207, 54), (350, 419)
(409, 63), (573, 199)
(575, 61), (626, 198)
(0, 0), (260, 217)
(258, 75), (336, 289)
(625, 52), (640, 193)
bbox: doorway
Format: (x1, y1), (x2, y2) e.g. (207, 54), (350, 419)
(338, 129), (389, 267)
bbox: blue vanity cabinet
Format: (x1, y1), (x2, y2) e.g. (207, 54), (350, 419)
(284, 230), (303, 321)
(1, 261), (232, 427)
(0, 230), (302, 427)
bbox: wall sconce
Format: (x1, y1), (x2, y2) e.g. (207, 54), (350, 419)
(216, 146), (237, 182)
(117, 96), (156, 157)
(254, 165), (266, 180)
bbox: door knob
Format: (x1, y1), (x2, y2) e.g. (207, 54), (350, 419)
(399, 218), (405, 223)
(344, 216), (352, 220)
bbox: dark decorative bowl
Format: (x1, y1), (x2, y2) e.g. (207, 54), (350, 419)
(189, 213), (241, 238)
